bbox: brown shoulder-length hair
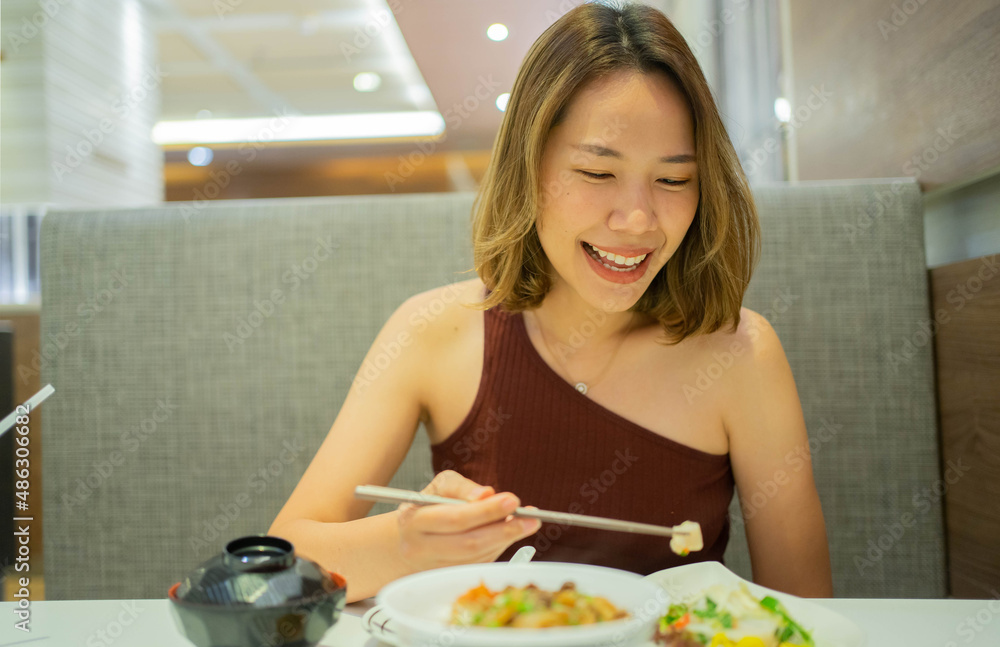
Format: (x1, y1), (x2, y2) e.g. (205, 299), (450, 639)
(472, 1), (759, 343)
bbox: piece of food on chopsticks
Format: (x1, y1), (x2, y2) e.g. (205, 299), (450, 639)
(450, 581), (628, 628)
(654, 583), (814, 647)
(669, 520), (704, 556)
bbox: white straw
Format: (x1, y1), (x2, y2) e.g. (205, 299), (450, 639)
(0, 384), (55, 438)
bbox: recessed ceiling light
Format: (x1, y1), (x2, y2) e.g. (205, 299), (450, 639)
(300, 14), (320, 36)
(187, 146), (213, 166)
(774, 97), (791, 123)
(487, 23), (508, 42)
(496, 93), (510, 112)
(353, 72), (382, 92)
(152, 112), (446, 145)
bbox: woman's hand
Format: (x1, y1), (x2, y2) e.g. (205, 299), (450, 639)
(397, 470), (542, 571)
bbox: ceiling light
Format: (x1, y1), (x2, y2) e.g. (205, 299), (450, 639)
(487, 23), (508, 41)
(300, 14), (320, 35)
(196, 109), (212, 120)
(152, 112), (446, 145)
(187, 147), (213, 166)
(353, 72), (381, 92)
(496, 93), (510, 112)
(774, 97), (791, 123)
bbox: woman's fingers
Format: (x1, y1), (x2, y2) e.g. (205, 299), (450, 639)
(424, 469), (495, 502)
(518, 505), (542, 535)
(399, 470), (497, 525)
(397, 471), (542, 570)
(412, 492), (520, 534)
(423, 515), (541, 563)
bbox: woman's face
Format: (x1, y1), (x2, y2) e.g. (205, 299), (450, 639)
(536, 69), (700, 312)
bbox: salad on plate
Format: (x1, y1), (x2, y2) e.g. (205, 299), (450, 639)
(654, 582), (813, 647)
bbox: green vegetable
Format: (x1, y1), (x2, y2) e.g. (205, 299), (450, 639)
(760, 596), (815, 647)
(760, 596), (779, 611)
(690, 594), (738, 630)
(664, 603), (689, 625)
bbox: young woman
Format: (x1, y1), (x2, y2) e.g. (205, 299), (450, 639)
(269, 2), (833, 602)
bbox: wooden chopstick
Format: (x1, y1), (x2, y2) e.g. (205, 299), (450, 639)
(354, 484), (691, 537)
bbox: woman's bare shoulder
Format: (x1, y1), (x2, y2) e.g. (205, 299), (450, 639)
(401, 277), (486, 315)
(652, 307), (782, 394)
(692, 306), (791, 404)
(731, 306), (782, 360)
(395, 279), (487, 425)
(395, 277), (486, 342)
(682, 307), (778, 356)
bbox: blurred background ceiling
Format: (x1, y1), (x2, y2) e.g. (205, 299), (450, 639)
(150, 0), (595, 197)
(3, 0), (995, 206)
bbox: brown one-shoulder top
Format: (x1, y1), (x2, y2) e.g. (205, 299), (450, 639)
(430, 305), (734, 574)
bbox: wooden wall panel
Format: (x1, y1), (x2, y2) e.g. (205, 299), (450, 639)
(0, 310), (45, 600)
(164, 149), (491, 201)
(930, 255), (1000, 598)
(789, 0), (1000, 190)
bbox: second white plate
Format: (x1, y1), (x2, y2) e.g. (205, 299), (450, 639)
(643, 561), (867, 647)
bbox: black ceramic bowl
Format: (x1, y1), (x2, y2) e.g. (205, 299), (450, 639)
(168, 535), (347, 647)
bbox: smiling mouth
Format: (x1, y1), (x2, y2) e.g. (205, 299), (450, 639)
(581, 242), (650, 272)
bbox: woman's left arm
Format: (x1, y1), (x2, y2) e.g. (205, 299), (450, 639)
(723, 309), (834, 597)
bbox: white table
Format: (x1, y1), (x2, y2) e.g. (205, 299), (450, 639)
(1, 597), (999, 646)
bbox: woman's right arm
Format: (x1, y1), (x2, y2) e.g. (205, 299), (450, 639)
(267, 286), (540, 602)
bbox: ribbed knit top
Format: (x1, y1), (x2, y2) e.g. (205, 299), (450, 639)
(430, 305), (734, 574)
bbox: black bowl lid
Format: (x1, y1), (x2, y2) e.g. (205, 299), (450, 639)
(173, 535), (343, 608)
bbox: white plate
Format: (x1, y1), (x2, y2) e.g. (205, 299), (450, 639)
(361, 604), (399, 645)
(644, 561), (867, 647)
(369, 562), (668, 647)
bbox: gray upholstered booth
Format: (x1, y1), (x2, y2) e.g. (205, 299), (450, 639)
(40, 181), (944, 600)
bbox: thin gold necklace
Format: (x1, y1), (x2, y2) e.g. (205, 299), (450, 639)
(531, 309), (635, 396)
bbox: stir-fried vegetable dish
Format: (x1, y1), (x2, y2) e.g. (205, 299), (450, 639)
(450, 581), (629, 628)
(654, 583), (815, 647)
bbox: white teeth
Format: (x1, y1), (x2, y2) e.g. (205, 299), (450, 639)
(586, 243), (648, 269)
(591, 245), (646, 272)
(590, 244), (608, 258)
